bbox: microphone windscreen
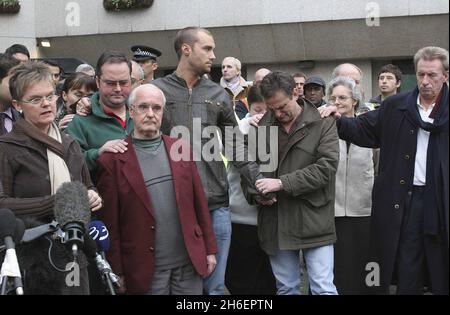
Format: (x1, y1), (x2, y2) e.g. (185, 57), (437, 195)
(0, 208), (16, 239)
(54, 181), (91, 228)
(14, 218), (26, 243)
(88, 220), (110, 252)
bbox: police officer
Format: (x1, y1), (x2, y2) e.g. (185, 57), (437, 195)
(131, 45), (161, 82)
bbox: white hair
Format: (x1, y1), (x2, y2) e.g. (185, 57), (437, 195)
(222, 56), (242, 72)
(128, 84), (166, 106)
(75, 63), (95, 73)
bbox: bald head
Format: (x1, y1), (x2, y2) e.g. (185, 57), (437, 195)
(254, 68), (271, 84)
(332, 63), (363, 85)
(128, 83), (166, 107)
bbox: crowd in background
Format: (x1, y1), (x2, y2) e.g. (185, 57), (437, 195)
(0, 28), (448, 295)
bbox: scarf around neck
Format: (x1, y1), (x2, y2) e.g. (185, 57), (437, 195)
(16, 119), (71, 194)
(225, 76), (241, 95)
(406, 84), (449, 243)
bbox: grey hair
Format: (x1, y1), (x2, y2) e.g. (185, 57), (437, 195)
(131, 60), (145, 81)
(128, 83), (166, 107)
(414, 46), (449, 72)
(327, 76), (362, 108)
(331, 63), (363, 80)
(75, 63), (95, 73)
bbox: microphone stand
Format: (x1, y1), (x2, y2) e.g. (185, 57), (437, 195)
(0, 275), (8, 295)
(95, 252), (118, 295)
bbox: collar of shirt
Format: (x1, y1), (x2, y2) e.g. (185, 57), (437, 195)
(103, 106), (127, 129)
(416, 95), (435, 124)
(1, 107), (13, 120)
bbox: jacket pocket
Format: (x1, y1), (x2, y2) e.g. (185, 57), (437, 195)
(299, 189), (334, 238)
(300, 188), (330, 207)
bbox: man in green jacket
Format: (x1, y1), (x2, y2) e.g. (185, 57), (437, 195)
(65, 51), (134, 181)
(252, 71), (339, 295)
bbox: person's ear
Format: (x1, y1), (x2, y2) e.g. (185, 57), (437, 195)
(181, 43), (191, 57)
(129, 106), (135, 120)
(292, 87), (300, 101)
(62, 91), (68, 103)
(12, 100), (22, 113)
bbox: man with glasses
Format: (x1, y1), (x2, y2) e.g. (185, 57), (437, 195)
(96, 84), (217, 295)
(65, 51), (134, 183)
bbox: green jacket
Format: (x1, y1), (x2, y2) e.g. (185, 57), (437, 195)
(248, 99), (339, 254)
(65, 93), (134, 174)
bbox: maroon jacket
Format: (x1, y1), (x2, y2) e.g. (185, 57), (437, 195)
(96, 134), (217, 294)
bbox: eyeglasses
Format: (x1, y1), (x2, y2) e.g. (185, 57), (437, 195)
(100, 78), (131, 88)
(132, 103), (163, 114)
(18, 94), (59, 105)
(329, 95), (352, 104)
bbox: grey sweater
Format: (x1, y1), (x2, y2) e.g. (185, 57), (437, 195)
(134, 137), (189, 269)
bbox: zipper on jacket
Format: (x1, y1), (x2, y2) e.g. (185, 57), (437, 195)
(188, 88), (193, 134)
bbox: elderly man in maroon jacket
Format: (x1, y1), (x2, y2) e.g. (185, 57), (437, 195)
(97, 84), (217, 295)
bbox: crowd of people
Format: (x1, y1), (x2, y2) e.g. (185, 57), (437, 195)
(0, 27), (448, 295)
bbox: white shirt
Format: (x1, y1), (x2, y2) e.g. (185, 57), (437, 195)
(413, 96), (434, 186)
(0, 107), (14, 133)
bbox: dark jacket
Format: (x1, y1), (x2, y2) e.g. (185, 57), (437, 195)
(0, 118), (94, 220)
(96, 135), (217, 294)
(0, 118), (94, 294)
(337, 86), (449, 293)
(247, 99), (339, 254)
(153, 72), (261, 211)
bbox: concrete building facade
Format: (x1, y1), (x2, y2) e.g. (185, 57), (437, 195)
(1, 0), (448, 96)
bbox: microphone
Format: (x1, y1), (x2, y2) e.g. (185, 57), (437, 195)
(53, 182), (91, 258)
(88, 220), (110, 252)
(88, 220), (120, 295)
(0, 209), (25, 295)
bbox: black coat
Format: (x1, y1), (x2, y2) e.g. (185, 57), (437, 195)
(337, 86), (449, 293)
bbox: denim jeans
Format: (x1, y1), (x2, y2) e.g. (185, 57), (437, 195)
(269, 245), (338, 295)
(203, 207), (232, 295)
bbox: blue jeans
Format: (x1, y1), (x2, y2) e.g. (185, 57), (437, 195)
(203, 207), (232, 295)
(269, 245), (337, 295)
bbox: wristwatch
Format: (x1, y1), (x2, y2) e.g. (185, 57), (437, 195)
(278, 179), (283, 191)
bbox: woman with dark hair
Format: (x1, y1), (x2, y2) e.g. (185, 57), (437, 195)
(0, 61), (102, 294)
(55, 72), (97, 130)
